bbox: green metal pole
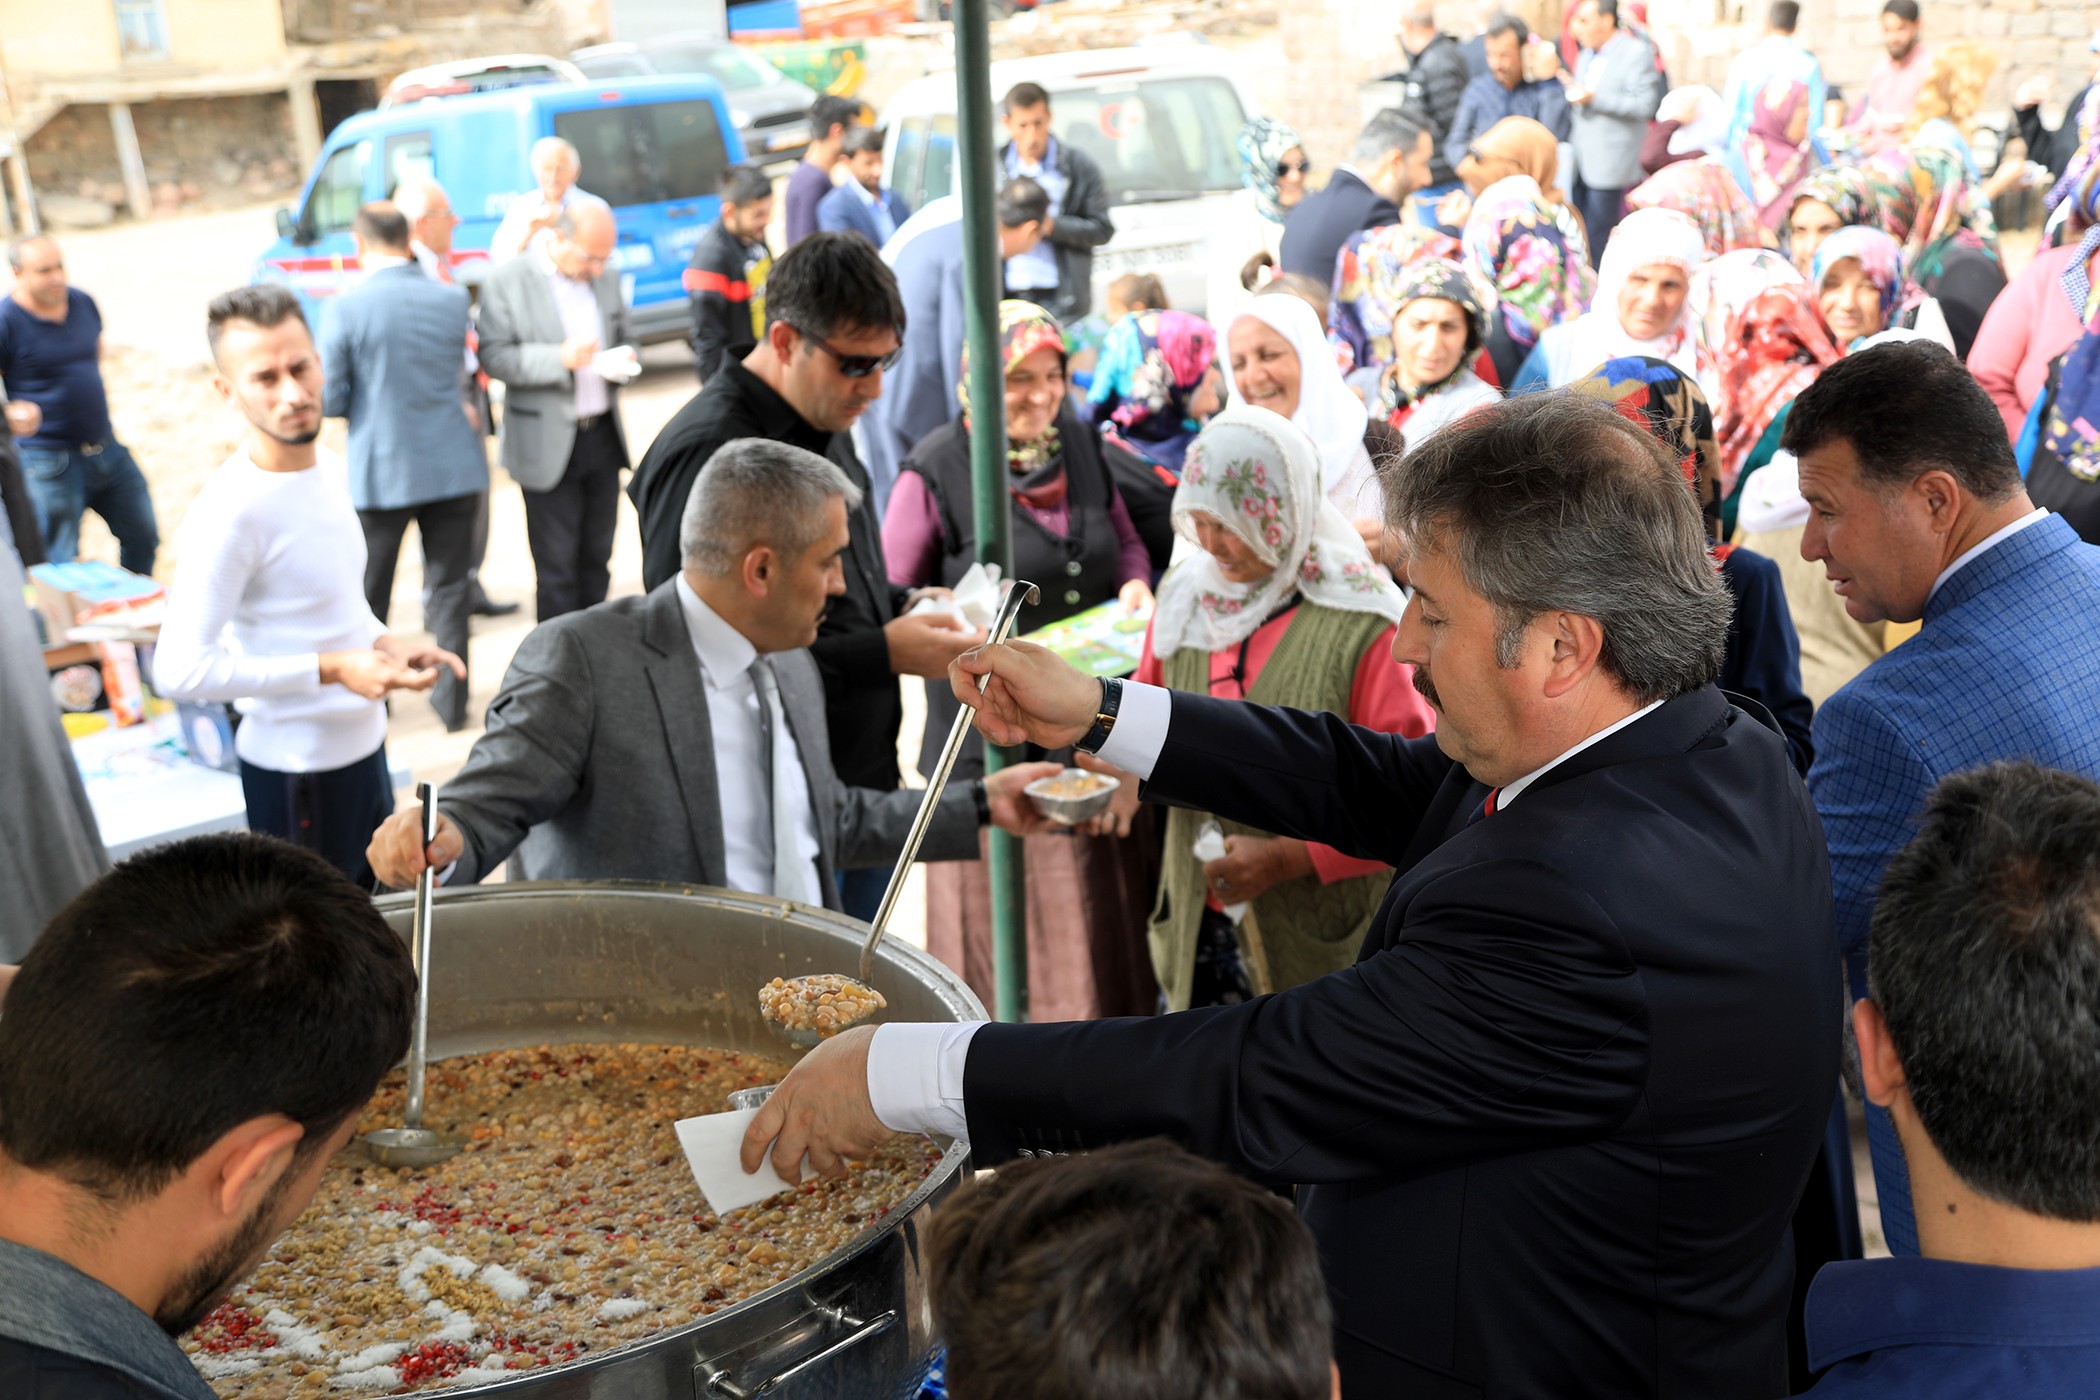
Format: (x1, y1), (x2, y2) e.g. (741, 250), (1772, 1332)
(953, 0), (1026, 1023)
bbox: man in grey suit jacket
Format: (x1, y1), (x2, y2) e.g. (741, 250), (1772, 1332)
(1566, 0), (1664, 266)
(365, 438), (1055, 902)
(320, 202), (488, 729)
(477, 196), (632, 622)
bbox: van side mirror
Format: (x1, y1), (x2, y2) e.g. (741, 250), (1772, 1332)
(275, 207), (300, 243)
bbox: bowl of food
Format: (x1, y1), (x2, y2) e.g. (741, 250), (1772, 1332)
(1024, 766), (1120, 826)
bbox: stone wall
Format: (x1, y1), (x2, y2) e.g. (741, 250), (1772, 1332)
(25, 93), (300, 225)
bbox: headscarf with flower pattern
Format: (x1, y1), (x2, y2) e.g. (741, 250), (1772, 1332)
(1566, 357), (1726, 537)
(959, 299), (1068, 484)
(1810, 225), (1922, 343)
(1330, 223), (1465, 373)
(1237, 117), (1306, 225)
(1782, 163), (1882, 262)
(1085, 309), (1219, 468)
(1151, 405), (1408, 660)
(1711, 277), (1843, 494)
(1626, 158), (1765, 258)
(1866, 140), (1999, 282)
(1460, 172), (1595, 350)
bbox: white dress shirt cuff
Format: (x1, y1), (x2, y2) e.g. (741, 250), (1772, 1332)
(866, 1021), (984, 1140)
(1092, 680), (1172, 781)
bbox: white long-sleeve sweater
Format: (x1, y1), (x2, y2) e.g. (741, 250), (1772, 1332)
(152, 446), (388, 773)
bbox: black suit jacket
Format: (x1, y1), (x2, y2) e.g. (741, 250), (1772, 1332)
(962, 685), (1840, 1399)
(1278, 169), (1400, 283)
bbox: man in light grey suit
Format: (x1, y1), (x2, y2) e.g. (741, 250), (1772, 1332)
(1566, 0), (1664, 267)
(365, 439), (1057, 901)
(321, 201), (487, 730)
(477, 196), (631, 623)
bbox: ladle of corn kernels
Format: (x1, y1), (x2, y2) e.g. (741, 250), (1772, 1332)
(759, 579), (1039, 1050)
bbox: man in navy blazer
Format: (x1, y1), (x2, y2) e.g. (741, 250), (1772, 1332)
(1278, 108), (1435, 283)
(1792, 341), (2100, 1257)
(320, 201), (487, 730)
(816, 127), (912, 249)
(744, 393), (1842, 1399)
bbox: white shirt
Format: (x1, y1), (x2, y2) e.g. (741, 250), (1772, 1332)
(152, 446), (388, 772)
(674, 576), (823, 900)
(489, 185), (589, 264)
(539, 248), (609, 418)
(1925, 509), (2048, 607)
(863, 681), (1669, 1139)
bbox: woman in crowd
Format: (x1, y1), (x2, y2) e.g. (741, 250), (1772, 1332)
(1330, 223), (1463, 383)
(1810, 225), (1954, 351)
(1781, 163), (1879, 273)
(1729, 76), (1820, 233)
(883, 300), (1161, 1021)
(1512, 207), (1705, 390)
(1224, 295), (1403, 534)
(1238, 117), (1310, 251)
(1970, 166), (2100, 439)
(1566, 357), (1814, 771)
(1367, 259), (1503, 444)
(1085, 308), (1221, 476)
(1084, 406), (1432, 1008)
(1906, 42), (1997, 147)
(1626, 156), (1766, 258)
(1455, 116), (1596, 385)
(1642, 84), (1727, 176)
(1868, 137), (2004, 358)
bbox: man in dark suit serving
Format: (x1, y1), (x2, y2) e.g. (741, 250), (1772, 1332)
(745, 393), (1842, 1398)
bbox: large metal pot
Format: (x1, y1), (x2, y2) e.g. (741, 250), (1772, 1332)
(370, 880), (980, 1400)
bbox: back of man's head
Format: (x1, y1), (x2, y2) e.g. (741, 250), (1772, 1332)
(0, 833), (415, 1202)
(1769, 0), (1800, 31)
(928, 1140), (1334, 1400)
(1353, 107), (1429, 165)
(1391, 391), (1731, 703)
(352, 202), (412, 254)
(762, 230), (905, 339)
(1781, 341), (2021, 504)
(680, 437), (860, 577)
(997, 175), (1052, 229)
(1869, 761), (2100, 1221)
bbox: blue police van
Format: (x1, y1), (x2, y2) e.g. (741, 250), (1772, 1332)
(255, 74), (745, 343)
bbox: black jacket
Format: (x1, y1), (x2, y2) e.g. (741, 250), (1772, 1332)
(685, 218), (770, 382)
(1278, 169), (1399, 283)
(2018, 83), (2093, 182)
(998, 138), (1115, 322)
(960, 685), (1840, 1399)
(1389, 31), (1470, 183)
(626, 362), (909, 789)
(0, 422), (45, 567)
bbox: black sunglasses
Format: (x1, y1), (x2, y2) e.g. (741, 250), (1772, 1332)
(791, 324), (903, 378)
(1277, 157), (1312, 178)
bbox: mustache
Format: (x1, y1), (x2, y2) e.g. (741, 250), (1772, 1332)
(1410, 664), (1441, 710)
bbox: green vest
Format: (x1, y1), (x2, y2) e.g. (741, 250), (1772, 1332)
(1149, 602), (1397, 1010)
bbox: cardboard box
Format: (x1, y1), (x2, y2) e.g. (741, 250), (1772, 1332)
(29, 561), (162, 640)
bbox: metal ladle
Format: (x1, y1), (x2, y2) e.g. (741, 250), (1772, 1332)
(761, 579), (1040, 1050)
(361, 782), (467, 1168)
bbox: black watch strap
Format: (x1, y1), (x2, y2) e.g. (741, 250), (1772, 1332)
(1076, 677), (1124, 756)
(971, 777), (991, 826)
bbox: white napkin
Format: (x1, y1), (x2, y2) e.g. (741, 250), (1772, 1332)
(1193, 822), (1251, 923)
(908, 561), (1002, 629)
(674, 1108), (802, 1215)
(590, 345), (642, 384)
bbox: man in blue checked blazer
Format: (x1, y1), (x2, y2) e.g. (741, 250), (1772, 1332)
(1791, 341), (2100, 1260)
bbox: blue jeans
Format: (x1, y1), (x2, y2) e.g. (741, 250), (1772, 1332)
(17, 439), (159, 575)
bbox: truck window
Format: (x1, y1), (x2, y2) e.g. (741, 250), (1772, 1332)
(919, 115), (956, 208)
(555, 99), (730, 207)
(385, 132), (433, 197)
(1051, 77), (1247, 204)
(303, 139), (372, 238)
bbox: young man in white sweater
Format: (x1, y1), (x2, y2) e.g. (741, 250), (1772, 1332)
(154, 286), (462, 886)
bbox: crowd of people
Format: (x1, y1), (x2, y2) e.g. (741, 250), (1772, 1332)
(8, 4), (2100, 1397)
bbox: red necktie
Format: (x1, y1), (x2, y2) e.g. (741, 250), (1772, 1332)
(1466, 788), (1500, 826)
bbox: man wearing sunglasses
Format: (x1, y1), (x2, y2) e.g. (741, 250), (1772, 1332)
(630, 233), (986, 920)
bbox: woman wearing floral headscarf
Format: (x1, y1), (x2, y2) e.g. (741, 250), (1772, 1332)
(1781, 162), (1880, 272)
(1513, 206), (1706, 389)
(1328, 222), (1464, 380)
(1810, 224), (1953, 350)
(1454, 116), (1596, 384)
(1081, 406), (1432, 1008)
(884, 303), (1164, 1022)
(1866, 137), (2004, 357)
(1085, 309), (1221, 475)
(1626, 157), (1765, 258)
(1368, 258), (1502, 444)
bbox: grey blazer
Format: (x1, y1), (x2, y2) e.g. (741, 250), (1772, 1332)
(318, 264), (488, 512)
(438, 581), (979, 905)
(476, 253), (631, 491)
(1570, 28), (1665, 192)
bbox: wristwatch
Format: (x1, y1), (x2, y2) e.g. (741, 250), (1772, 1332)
(1076, 677), (1124, 756)
(971, 778), (991, 826)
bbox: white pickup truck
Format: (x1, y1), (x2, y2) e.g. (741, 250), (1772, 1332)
(878, 44), (1269, 317)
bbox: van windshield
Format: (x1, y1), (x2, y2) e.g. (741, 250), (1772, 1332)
(1049, 76), (1248, 204)
(554, 99), (729, 207)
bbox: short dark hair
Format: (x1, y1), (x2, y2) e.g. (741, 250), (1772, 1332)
(1870, 761), (2100, 1221)
(1002, 81), (1051, 114)
(720, 161), (773, 207)
(1390, 391), (1731, 702)
(1780, 341), (2020, 503)
(351, 201), (411, 252)
(841, 124), (885, 158)
(0, 833), (416, 1202)
(1588, 0), (1619, 21)
(997, 175), (1051, 228)
(206, 283), (310, 360)
(928, 1140), (1333, 1400)
(1881, 0), (1918, 21)
(809, 94), (861, 140)
(762, 229), (905, 340)
(1353, 107), (1430, 163)
(1485, 13), (1530, 43)
(1769, 0), (1800, 30)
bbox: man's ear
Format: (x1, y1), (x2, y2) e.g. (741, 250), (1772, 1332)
(1853, 997), (1908, 1111)
(193, 1115), (305, 1220)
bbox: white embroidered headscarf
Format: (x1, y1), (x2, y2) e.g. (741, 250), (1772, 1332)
(1224, 296), (1376, 519)
(1152, 406), (1408, 660)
